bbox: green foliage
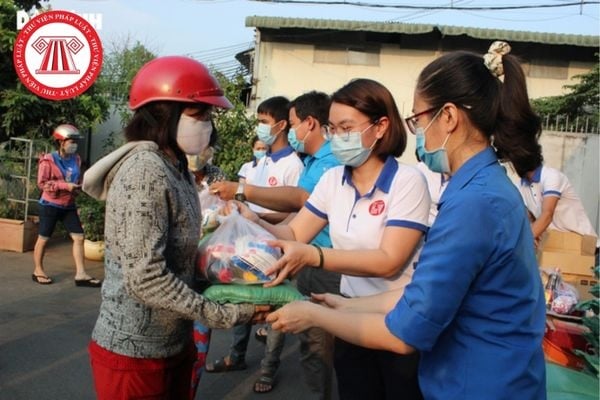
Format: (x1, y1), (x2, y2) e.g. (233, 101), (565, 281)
(77, 192), (105, 241)
(211, 72), (257, 180)
(574, 266), (600, 377)
(96, 37), (156, 126)
(532, 54), (599, 133)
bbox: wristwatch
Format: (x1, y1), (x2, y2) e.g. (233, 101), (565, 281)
(234, 182), (247, 202)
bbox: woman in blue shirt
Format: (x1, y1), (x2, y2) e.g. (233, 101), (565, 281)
(267, 41), (547, 400)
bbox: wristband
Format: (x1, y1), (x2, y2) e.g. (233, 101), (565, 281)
(311, 244), (324, 269)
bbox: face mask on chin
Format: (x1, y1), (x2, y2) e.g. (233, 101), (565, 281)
(176, 114), (212, 155)
(330, 123), (376, 167)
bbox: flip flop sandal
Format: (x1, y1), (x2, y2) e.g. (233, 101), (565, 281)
(255, 327), (268, 344)
(75, 277), (102, 287)
(253, 373), (275, 393)
(204, 356), (247, 373)
(32, 274), (53, 285)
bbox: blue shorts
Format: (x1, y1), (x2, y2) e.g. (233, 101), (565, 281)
(38, 204), (84, 238)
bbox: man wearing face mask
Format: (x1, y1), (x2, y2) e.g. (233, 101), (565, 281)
(31, 124), (101, 287)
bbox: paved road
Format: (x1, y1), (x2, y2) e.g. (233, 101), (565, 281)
(0, 237), (338, 400)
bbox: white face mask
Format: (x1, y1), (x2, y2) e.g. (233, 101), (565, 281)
(64, 143), (78, 154)
(176, 114), (212, 155)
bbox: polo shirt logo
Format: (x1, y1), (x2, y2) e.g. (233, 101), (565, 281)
(369, 200), (385, 215)
(268, 176), (278, 186)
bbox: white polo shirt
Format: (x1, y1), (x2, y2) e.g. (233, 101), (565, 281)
(305, 156), (430, 297)
(518, 165), (597, 240)
(416, 161), (449, 226)
(249, 146), (304, 213)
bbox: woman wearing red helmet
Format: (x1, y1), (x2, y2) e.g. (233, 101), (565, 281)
(82, 56), (268, 400)
(32, 124), (102, 287)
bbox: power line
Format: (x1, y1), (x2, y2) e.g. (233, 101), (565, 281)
(250, 0), (600, 11)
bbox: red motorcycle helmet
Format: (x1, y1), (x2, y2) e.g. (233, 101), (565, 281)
(52, 124), (82, 141)
(128, 56), (233, 110)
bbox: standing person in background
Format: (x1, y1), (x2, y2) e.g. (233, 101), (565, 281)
(205, 96), (303, 375)
(234, 79), (429, 400)
(32, 124), (101, 287)
(82, 56), (268, 400)
(517, 164), (598, 248)
(238, 136), (268, 184)
(268, 42), (547, 400)
(211, 90), (341, 398)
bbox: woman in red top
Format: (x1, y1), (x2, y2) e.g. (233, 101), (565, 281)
(31, 124), (101, 287)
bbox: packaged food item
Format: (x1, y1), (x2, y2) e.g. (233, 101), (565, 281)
(197, 209), (281, 284)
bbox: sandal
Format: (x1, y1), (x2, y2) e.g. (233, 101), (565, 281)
(75, 277), (102, 287)
(32, 274), (53, 285)
(255, 326), (268, 344)
(253, 373), (275, 393)
(204, 356), (247, 373)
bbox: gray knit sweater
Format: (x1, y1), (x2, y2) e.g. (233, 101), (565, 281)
(83, 141), (254, 358)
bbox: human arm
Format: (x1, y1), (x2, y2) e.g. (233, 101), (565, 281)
(210, 180), (310, 212)
(266, 300), (415, 354)
(113, 156), (255, 328)
(37, 157), (79, 193)
(530, 195), (559, 239)
(265, 225), (423, 286)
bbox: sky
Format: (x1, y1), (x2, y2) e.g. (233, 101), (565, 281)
(26, 0), (600, 68)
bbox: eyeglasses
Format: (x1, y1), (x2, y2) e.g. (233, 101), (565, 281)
(324, 119), (375, 141)
(404, 107), (440, 134)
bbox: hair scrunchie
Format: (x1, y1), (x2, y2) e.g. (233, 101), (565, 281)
(483, 41), (511, 79)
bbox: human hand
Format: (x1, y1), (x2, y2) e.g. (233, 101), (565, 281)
(251, 304), (272, 324)
(67, 183), (81, 192)
(263, 240), (317, 287)
(209, 181), (237, 201)
(266, 300), (316, 334)
(219, 200), (260, 224)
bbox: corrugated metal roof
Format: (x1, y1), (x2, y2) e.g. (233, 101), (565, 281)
(246, 16), (599, 47)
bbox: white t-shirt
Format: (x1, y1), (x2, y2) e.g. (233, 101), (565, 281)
(416, 161), (449, 226)
(518, 165), (597, 240)
(305, 157), (430, 297)
(246, 146), (304, 213)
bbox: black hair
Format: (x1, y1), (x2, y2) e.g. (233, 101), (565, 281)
(257, 96), (290, 133)
(290, 91), (331, 125)
(416, 49), (543, 177)
(331, 78), (406, 159)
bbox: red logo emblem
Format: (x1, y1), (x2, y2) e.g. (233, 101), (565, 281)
(369, 200), (385, 215)
(13, 10), (103, 100)
(268, 176), (278, 186)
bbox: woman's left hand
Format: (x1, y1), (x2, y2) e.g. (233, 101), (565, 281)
(266, 301), (315, 333)
(263, 240), (317, 287)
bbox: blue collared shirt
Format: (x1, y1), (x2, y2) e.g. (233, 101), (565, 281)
(297, 142), (340, 248)
(385, 147), (546, 400)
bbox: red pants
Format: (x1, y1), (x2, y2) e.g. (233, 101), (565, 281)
(89, 340), (196, 400)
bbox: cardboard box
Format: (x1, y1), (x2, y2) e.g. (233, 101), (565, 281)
(562, 273), (598, 302)
(542, 230), (597, 256)
(538, 251), (595, 276)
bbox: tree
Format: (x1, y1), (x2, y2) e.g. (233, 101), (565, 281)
(212, 72), (257, 180)
(96, 36), (156, 126)
(532, 54), (599, 133)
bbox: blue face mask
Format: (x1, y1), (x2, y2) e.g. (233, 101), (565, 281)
(415, 110), (451, 174)
(287, 124), (311, 154)
(330, 123), (376, 167)
(253, 150), (266, 159)
(256, 123), (279, 146)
